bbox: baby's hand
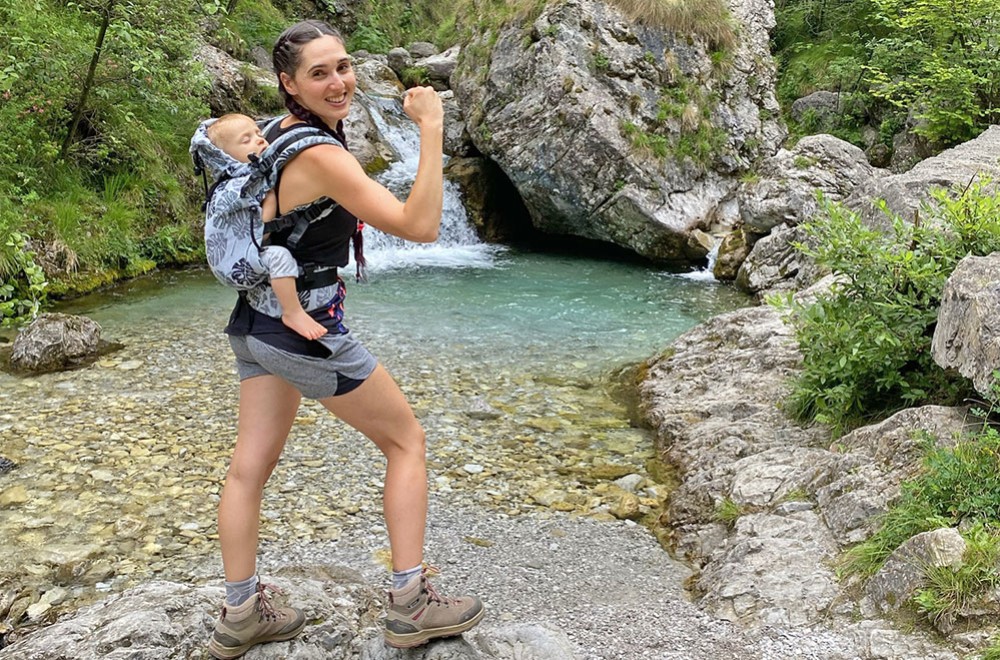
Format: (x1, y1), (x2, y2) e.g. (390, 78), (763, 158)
(261, 191), (277, 223)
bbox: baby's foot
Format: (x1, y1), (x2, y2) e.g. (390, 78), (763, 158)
(283, 309), (328, 340)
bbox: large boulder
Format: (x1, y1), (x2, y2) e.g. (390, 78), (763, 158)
(9, 313), (103, 374)
(845, 125), (1000, 231)
(452, 0), (784, 265)
(732, 135), (883, 292)
(738, 134), (883, 236)
(932, 253), (1000, 398)
(737, 126), (1000, 295)
(416, 45), (460, 91)
(790, 90), (841, 128)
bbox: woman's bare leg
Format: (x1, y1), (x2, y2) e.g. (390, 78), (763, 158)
(218, 374), (302, 581)
(319, 364), (426, 571)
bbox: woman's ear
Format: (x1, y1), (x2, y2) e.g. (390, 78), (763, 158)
(279, 72), (297, 96)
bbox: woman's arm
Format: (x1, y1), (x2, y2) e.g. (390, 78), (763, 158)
(276, 86), (444, 243)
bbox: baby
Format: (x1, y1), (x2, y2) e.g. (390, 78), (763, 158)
(206, 114), (327, 340)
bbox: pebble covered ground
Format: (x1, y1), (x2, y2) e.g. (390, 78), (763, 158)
(0, 273), (876, 657)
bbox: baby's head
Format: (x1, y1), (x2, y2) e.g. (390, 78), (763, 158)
(207, 114), (268, 162)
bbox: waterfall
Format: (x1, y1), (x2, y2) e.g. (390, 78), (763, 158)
(679, 238), (720, 282)
(350, 96), (501, 273)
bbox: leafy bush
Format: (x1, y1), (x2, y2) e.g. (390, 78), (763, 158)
(865, 0), (1000, 146)
(775, 179), (1000, 435)
(0, 231), (48, 327)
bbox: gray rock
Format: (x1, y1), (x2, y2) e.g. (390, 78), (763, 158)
(729, 447), (836, 508)
(739, 134), (882, 235)
(696, 512), (840, 626)
(452, 0), (784, 265)
(816, 406), (972, 545)
(735, 223), (826, 295)
(353, 58), (405, 99)
(845, 125), (1000, 231)
(932, 254), (1000, 398)
(440, 90), (473, 157)
(415, 45), (459, 91)
(192, 44), (280, 116)
(343, 93), (398, 174)
(406, 41), (439, 59)
(790, 91), (841, 126)
(386, 47), (412, 78)
(0, 569), (576, 659)
(861, 528), (966, 616)
(10, 313), (103, 374)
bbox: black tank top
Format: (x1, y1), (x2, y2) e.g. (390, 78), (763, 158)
(265, 120), (358, 268)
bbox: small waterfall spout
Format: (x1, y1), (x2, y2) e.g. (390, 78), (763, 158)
(354, 97), (500, 272)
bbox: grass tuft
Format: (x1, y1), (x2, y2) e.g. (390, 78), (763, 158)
(608, 0), (737, 51)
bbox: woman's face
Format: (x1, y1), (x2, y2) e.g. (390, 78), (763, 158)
(281, 35), (356, 126)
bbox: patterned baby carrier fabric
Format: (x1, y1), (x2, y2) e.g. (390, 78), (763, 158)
(189, 116), (345, 317)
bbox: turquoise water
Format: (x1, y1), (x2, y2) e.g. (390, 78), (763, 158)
(57, 248), (748, 376)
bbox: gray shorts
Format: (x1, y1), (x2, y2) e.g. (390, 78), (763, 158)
(228, 332), (378, 399)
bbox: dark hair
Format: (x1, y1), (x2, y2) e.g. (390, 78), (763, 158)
(273, 20), (345, 135)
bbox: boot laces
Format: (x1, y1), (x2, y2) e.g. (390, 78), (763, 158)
(256, 582), (285, 622)
(421, 566), (455, 606)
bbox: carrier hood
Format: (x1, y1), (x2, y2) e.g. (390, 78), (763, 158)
(189, 118), (254, 181)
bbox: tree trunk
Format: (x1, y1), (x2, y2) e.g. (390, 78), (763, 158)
(61, 0), (116, 159)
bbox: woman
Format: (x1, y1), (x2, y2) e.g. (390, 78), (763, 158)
(206, 20), (484, 660)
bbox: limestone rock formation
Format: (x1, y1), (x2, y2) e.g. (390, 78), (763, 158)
(845, 125), (1000, 231)
(738, 134), (882, 236)
(932, 253), (1000, 398)
(453, 0), (784, 264)
(0, 569), (576, 659)
(193, 44), (282, 117)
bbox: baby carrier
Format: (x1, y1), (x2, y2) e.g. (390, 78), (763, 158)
(189, 116), (345, 294)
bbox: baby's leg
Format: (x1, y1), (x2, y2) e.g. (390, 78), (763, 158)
(260, 246), (327, 340)
(270, 277), (328, 340)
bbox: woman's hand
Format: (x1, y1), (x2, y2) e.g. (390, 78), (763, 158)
(402, 86), (443, 129)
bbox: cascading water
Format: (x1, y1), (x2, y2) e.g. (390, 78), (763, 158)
(354, 96), (501, 272)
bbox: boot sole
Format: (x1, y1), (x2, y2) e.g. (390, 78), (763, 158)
(207, 619), (307, 660)
(384, 606), (486, 649)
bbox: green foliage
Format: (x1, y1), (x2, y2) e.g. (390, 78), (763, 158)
(713, 497), (745, 526)
(0, 0), (212, 298)
(776, 179), (1000, 435)
(400, 65), (430, 87)
(865, 0), (1000, 145)
(0, 231), (48, 327)
(773, 0), (1000, 148)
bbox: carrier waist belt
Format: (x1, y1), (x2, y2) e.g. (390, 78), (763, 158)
(296, 265), (339, 292)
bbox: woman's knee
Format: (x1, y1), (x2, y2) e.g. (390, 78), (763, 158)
(380, 423), (426, 461)
(226, 454), (280, 491)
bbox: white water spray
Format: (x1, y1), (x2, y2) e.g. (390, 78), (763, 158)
(352, 96), (501, 273)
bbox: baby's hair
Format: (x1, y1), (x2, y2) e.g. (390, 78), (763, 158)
(206, 113), (254, 146)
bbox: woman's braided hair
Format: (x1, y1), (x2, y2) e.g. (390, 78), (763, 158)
(272, 20), (345, 137)
(272, 19), (366, 281)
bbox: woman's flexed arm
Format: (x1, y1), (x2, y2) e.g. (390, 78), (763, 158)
(277, 86), (444, 243)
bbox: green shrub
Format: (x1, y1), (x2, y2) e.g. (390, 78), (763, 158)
(775, 179), (1000, 435)
(0, 231), (48, 327)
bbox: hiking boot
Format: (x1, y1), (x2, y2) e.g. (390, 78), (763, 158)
(384, 567), (485, 648)
(208, 582), (306, 659)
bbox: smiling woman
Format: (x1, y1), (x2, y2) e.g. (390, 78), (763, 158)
(203, 19), (484, 660)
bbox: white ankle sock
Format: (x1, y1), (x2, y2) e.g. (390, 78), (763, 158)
(225, 575), (258, 606)
(391, 565), (422, 589)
